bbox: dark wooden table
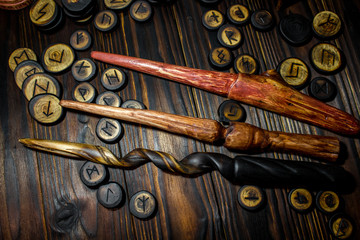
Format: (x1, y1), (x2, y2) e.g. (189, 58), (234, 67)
(1, 0), (359, 239)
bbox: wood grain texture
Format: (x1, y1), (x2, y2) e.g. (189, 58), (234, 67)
(0, 0), (360, 239)
(91, 51), (360, 135)
(59, 100), (340, 161)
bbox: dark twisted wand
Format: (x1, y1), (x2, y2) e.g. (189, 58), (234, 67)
(19, 138), (354, 192)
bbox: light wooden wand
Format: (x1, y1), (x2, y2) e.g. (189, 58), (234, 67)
(19, 138), (354, 192)
(59, 100), (340, 161)
(91, 51), (360, 136)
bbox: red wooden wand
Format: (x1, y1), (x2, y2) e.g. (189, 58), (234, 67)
(91, 51), (360, 136)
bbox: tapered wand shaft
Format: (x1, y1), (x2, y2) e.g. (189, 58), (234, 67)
(19, 138), (354, 192)
(91, 51), (360, 136)
(60, 100), (340, 161)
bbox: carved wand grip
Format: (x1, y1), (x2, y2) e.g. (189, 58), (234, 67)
(91, 51), (360, 136)
(60, 100), (340, 161)
(19, 139), (354, 192)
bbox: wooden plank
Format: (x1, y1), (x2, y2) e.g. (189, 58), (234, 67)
(0, 0), (359, 239)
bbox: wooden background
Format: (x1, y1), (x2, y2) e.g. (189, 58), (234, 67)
(1, 0), (360, 239)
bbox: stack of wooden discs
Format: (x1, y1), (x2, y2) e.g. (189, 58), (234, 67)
(29, 0), (64, 32)
(61, 0), (95, 23)
(0, 0), (32, 10)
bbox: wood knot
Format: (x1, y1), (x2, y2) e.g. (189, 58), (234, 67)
(53, 202), (79, 233)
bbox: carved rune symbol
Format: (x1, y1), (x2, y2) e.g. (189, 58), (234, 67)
(335, 219), (350, 237)
(106, 188), (114, 202)
(210, 11), (220, 23)
(36, 3), (49, 21)
(324, 193), (336, 207)
(33, 79), (49, 97)
(135, 3), (147, 14)
(294, 192), (308, 204)
(286, 63), (302, 78)
(103, 97), (114, 106)
(75, 61), (90, 75)
(314, 81), (329, 95)
(76, 32), (84, 44)
(225, 30), (236, 44)
(137, 196), (149, 212)
(101, 13), (112, 25)
(257, 13), (268, 24)
(105, 70), (120, 85)
(244, 190), (260, 201)
(14, 50), (30, 65)
(25, 67), (37, 77)
(78, 88), (88, 100)
(86, 165), (99, 179)
(101, 121), (117, 136)
(227, 105), (239, 117)
(318, 14), (338, 31)
(49, 50), (64, 63)
(216, 49), (227, 63)
(321, 49), (335, 66)
(240, 58), (253, 72)
(235, 7), (245, 18)
(42, 101), (53, 117)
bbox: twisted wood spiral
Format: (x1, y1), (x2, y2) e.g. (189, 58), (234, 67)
(19, 138), (354, 192)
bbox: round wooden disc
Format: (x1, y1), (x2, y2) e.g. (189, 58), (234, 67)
(96, 91), (122, 107)
(101, 67), (127, 91)
(288, 188), (313, 213)
(14, 60), (44, 89)
(202, 9), (225, 30)
(29, 0), (57, 27)
(104, 0), (132, 10)
(72, 82), (96, 103)
(329, 214), (354, 239)
(316, 191), (342, 214)
(279, 14), (312, 46)
(237, 185), (266, 211)
(8, 47), (37, 72)
(94, 10), (118, 32)
(227, 4), (250, 25)
(233, 54), (259, 74)
(129, 190), (157, 219)
(217, 25), (242, 49)
(97, 182), (124, 208)
(308, 77), (337, 102)
(79, 161), (108, 187)
(310, 43), (343, 74)
(42, 43), (75, 73)
(130, 1), (152, 22)
(218, 100), (246, 125)
(71, 58), (97, 82)
(313, 11), (342, 39)
(251, 10), (274, 31)
(28, 94), (64, 124)
(277, 57), (310, 89)
(96, 118), (124, 143)
(208, 46), (233, 69)
(22, 73), (62, 101)
(70, 29), (92, 51)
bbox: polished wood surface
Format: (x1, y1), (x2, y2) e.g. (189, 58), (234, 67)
(1, 0), (360, 239)
(91, 51), (360, 135)
(59, 100), (340, 161)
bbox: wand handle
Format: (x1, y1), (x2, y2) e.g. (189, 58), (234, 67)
(60, 100), (340, 161)
(91, 51), (360, 136)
